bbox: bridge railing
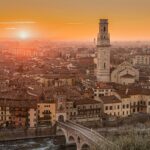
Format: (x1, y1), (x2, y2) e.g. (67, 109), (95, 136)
(67, 120), (118, 148)
(57, 121), (98, 145)
(57, 120), (118, 149)
(67, 121), (107, 140)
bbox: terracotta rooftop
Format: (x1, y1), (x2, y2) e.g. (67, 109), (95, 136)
(101, 95), (121, 104)
(75, 98), (101, 105)
(0, 99), (37, 108)
(117, 88), (150, 98)
(120, 74), (135, 78)
(67, 98), (101, 105)
(95, 82), (113, 89)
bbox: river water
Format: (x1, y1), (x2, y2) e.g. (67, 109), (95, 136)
(0, 138), (76, 150)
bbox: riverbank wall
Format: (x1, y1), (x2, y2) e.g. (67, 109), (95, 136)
(0, 125), (57, 142)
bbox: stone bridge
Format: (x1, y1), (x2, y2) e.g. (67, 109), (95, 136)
(57, 121), (118, 150)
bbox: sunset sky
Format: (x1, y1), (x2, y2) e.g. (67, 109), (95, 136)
(0, 0), (150, 41)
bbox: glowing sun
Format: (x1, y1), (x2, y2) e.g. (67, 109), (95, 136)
(19, 31), (30, 39)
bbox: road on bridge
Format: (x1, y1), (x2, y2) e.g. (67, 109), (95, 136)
(58, 121), (118, 149)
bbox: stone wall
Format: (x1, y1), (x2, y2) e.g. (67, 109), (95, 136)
(0, 125), (56, 142)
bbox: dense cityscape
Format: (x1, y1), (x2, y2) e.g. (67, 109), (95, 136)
(1, 0), (150, 150)
(0, 19), (150, 150)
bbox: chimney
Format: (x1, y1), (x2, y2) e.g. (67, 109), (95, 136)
(125, 88), (129, 95)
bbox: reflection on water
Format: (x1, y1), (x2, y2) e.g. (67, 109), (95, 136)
(0, 138), (76, 150)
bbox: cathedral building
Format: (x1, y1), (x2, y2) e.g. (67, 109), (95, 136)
(111, 61), (139, 85)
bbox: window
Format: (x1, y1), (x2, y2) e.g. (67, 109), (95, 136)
(110, 106), (112, 110)
(123, 105), (125, 109)
(104, 26), (106, 32)
(104, 63), (106, 69)
(117, 105), (120, 109)
(99, 94), (104, 97)
(126, 104), (129, 108)
(105, 106), (108, 110)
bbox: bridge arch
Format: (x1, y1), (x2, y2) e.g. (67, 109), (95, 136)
(56, 128), (68, 143)
(57, 121), (115, 150)
(68, 135), (77, 149)
(68, 135), (76, 143)
(81, 143), (90, 150)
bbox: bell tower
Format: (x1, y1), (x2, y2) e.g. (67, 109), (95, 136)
(96, 19), (110, 82)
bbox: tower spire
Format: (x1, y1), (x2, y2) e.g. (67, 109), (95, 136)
(97, 19), (110, 47)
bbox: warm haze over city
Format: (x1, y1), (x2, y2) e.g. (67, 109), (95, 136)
(0, 0), (150, 41)
(0, 0), (150, 150)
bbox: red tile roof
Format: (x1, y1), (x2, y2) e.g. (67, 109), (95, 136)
(120, 74), (135, 78)
(101, 96), (121, 104)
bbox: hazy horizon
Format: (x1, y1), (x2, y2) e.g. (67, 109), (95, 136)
(0, 0), (150, 41)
